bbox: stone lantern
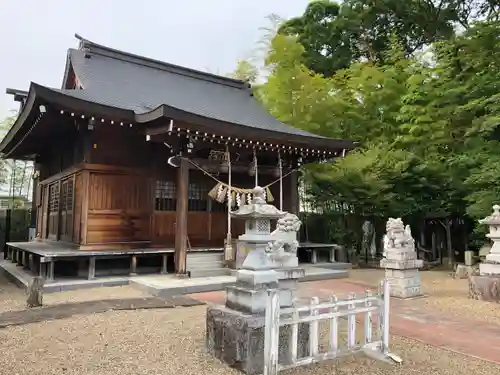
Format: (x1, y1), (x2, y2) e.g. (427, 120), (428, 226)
(206, 186), (307, 375)
(469, 205), (500, 302)
(226, 186), (287, 312)
(478, 204), (500, 274)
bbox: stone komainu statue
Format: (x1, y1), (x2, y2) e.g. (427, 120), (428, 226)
(265, 213), (302, 257)
(383, 218), (415, 257)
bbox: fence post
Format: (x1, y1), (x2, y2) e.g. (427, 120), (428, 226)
(382, 279), (390, 353)
(364, 290), (373, 345)
(3, 209), (11, 258)
(264, 289), (280, 375)
(329, 295), (338, 355)
(309, 297), (319, 357)
(347, 293), (356, 348)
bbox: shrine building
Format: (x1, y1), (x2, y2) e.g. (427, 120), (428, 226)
(0, 35), (354, 281)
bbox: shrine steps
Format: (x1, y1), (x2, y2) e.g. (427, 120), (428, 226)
(186, 251), (231, 278)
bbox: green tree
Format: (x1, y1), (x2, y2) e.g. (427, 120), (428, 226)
(279, 0), (458, 76)
(229, 59), (259, 83)
(0, 114), (33, 203)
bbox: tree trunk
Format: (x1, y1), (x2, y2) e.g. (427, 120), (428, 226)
(445, 219), (453, 266)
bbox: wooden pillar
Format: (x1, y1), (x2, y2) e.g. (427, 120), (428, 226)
(289, 170), (299, 215)
(161, 254), (168, 274)
(130, 255), (138, 276)
(16, 250), (23, 266)
(22, 251), (28, 268)
(46, 261), (55, 282)
(30, 162), (41, 238)
(88, 257), (96, 280)
(174, 158), (189, 275)
(28, 254), (34, 272)
(38, 261), (46, 278)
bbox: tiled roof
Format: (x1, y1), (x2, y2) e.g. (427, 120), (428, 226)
(68, 37), (330, 139)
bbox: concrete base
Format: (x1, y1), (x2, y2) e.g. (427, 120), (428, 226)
(206, 306), (309, 375)
(0, 260), (129, 293)
(226, 286), (294, 314)
(385, 269), (422, 298)
(479, 262), (500, 275)
(454, 264), (477, 279)
(469, 274), (500, 302)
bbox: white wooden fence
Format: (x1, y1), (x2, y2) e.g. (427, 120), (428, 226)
(263, 279), (398, 375)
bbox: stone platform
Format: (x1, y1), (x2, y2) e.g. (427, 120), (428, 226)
(206, 306), (309, 375)
(132, 265), (349, 297)
(469, 274), (500, 302)
(0, 260), (130, 293)
(1, 259), (349, 294)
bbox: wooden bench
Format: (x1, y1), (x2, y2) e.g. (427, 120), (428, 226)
(298, 242), (342, 264)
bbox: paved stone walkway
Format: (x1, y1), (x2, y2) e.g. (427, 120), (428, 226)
(188, 279), (500, 365)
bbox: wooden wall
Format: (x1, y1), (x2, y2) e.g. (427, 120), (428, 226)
(34, 120), (297, 250)
(85, 171), (152, 246)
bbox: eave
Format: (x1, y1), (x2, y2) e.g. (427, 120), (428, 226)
(0, 83), (135, 158)
(1, 83), (356, 160)
(139, 104), (355, 152)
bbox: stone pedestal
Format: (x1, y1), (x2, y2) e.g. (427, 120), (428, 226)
(454, 264), (477, 279)
(381, 218), (423, 298)
(206, 307), (310, 375)
(469, 275), (500, 302)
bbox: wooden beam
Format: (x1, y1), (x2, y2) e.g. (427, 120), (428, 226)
(188, 158), (280, 175)
(174, 157), (189, 274)
(80, 170), (90, 245)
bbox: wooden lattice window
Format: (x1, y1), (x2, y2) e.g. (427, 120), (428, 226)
(49, 184), (60, 213)
(155, 180), (176, 211)
(154, 181), (209, 211)
(66, 179), (74, 210)
(188, 182), (208, 211)
(60, 182), (68, 211)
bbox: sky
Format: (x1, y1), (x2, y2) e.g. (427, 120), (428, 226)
(0, 0), (311, 119)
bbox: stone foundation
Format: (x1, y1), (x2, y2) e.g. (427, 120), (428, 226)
(469, 275), (500, 302)
(206, 306), (310, 375)
(454, 264), (477, 279)
(479, 261), (500, 276)
(381, 260), (423, 298)
(380, 218), (423, 299)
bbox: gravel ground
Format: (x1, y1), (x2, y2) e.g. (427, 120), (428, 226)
(0, 274), (149, 313)
(1, 305), (498, 375)
(348, 269), (500, 325)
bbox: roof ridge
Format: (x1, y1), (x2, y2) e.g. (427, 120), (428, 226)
(74, 34), (250, 91)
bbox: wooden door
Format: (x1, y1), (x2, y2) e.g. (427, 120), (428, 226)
(40, 185), (49, 239)
(59, 177), (75, 242)
(47, 182), (60, 240)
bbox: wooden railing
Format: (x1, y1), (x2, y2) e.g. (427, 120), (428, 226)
(263, 279), (399, 375)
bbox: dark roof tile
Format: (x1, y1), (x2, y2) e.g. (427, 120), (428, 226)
(68, 43), (329, 139)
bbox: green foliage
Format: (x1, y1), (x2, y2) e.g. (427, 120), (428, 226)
(259, 11), (500, 245)
(0, 114), (33, 202)
(279, 0), (458, 76)
(228, 59), (259, 83)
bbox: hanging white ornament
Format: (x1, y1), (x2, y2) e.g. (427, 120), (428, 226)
(236, 193), (241, 207)
(247, 194), (252, 204)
